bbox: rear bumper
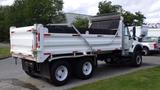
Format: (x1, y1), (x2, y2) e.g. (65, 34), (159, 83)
(12, 53), (36, 61)
(22, 59), (50, 79)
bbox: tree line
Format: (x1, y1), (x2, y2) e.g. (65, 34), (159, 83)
(0, 0), (146, 42)
(73, 0), (146, 28)
(0, 0), (64, 42)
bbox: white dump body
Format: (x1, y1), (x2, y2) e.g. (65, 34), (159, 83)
(10, 24), (122, 63)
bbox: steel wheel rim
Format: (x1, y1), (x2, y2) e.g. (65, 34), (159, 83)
(136, 55), (141, 65)
(82, 61), (92, 75)
(143, 49), (148, 55)
(55, 65), (68, 81)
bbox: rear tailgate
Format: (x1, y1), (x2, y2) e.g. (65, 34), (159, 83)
(10, 25), (37, 61)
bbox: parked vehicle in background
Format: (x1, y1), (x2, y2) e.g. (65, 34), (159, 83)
(129, 25), (160, 55)
(140, 37), (160, 55)
(10, 14), (143, 86)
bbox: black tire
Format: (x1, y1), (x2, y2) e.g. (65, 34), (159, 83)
(75, 58), (95, 80)
(24, 70), (39, 78)
(50, 60), (71, 86)
(104, 58), (113, 64)
(143, 47), (149, 56)
(131, 51), (142, 67)
(22, 59), (39, 78)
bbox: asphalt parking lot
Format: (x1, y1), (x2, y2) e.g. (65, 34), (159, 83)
(0, 55), (160, 90)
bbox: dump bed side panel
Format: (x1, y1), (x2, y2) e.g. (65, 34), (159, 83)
(43, 33), (122, 55)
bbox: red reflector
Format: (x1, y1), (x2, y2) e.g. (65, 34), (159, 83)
(44, 53), (51, 55)
(37, 33), (40, 41)
(27, 30), (32, 32)
(36, 43), (40, 48)
(44, 34), (51, 37)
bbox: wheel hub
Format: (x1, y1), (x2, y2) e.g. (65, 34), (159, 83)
(55, 65), (68, 81)
(136, 55), (141, 65)
(82, 62), (92, 75)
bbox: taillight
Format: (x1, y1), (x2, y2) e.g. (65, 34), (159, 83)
(36, 33), (40, 48)
(153, 43), (158, 49)
(27, 30), (32, 32)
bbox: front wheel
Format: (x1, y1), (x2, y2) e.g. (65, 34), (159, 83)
(131, 51), (142, 67)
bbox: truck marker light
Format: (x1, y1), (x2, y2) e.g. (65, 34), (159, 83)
(36, 33), (40, 48)
(44, 53), (51, 55)
(11, 31), (15, 34)
(27, 30), (32, 32)
(36, 43), (40, 48)
(27, 28), (35, 32)
(44, 34), (51, 37)
(37, 33), (40, 41)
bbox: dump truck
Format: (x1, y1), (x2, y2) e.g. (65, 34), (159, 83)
(10, 14), (143, 86)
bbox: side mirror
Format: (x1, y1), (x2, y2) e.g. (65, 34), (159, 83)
(132, 26), (136, 40)
(138, 38), (142, 42)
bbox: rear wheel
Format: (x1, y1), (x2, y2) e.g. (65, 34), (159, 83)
(74, 58), (95, 79)
(50, 60), (71, 86)
(22, 59), (39, 78)
(24, 70), (39, 78)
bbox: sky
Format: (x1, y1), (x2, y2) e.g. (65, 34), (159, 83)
(0, 0), (160, 23)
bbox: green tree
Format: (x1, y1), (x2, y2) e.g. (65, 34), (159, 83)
(97, 0), (146, 26)
(11, 0), (65, 26)
(0, 6), (11, 42)
(122, 11), (146, 26)
(97, 0), (122, 15)
(122, 11), (136, 26)
(0, 0), (65, 42)
(135, 11), (146, 26)
(72, 17), (89, 28)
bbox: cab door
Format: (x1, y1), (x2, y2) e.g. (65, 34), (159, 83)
(123, 26), (133, 50)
